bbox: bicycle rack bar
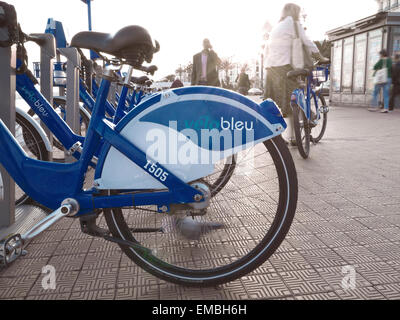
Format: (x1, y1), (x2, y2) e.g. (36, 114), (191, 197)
(58, 47), (81, 162)
(108, 81), (117, 106)
(0, 45), (16, 229)
(31, 33), (56, 160)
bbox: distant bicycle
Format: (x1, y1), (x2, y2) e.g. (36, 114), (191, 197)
(287, 62), (330, 159)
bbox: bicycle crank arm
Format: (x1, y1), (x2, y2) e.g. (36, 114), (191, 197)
(22, 199), (80, 244)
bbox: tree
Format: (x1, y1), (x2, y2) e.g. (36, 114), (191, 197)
(314, 40), (332, 60)
(184, 62), (193, 82)
(164, 74), (176, 82)
(219, 57), (235, 89)
(175, 66), (184, 79)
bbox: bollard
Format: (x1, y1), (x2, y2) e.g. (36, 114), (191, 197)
(31, 33), (56, 160)
(58, 47), (81, 162)
(0, 45), (16, 228)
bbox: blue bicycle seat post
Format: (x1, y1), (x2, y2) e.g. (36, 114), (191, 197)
(0, 45), (16, 228)
(114, 66), (133, 124)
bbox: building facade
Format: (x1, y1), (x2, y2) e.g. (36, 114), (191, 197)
(327, 1), (400, 106)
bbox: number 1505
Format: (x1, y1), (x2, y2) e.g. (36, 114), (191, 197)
(144, 160), (169, 182)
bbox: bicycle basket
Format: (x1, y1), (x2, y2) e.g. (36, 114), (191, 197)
(312, 68), (328, 85)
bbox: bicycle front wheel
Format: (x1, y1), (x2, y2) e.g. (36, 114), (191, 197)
(292, 104), (311, 159)
(310, 95), (328, 144)
(104, 136), (298, 287)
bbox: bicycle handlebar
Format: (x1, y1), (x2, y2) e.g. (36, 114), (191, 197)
(137, 65), (158, 75)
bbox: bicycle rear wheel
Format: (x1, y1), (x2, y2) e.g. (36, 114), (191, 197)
(310, 95), (328, 144)
(104, 136), (298, 287)
(292, 104), (311, 159)
(15, 113), (50, 205)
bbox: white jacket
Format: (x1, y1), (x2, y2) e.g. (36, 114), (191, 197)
(265, 16), (319, 68)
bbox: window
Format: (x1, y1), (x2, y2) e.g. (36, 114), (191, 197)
(366, 29), (383, 93)
(342, 37), (354, 92)
(383, 0), (390, 11)
(353, 33), (367, 93)
(332, 40), (343, 92)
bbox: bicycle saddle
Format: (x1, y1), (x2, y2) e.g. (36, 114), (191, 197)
(287, 69), (310, 79)
(131, 76), (149, 85)
(71, 25), (159, 67)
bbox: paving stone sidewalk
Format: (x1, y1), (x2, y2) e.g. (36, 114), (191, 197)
(1, 103), (400, 300)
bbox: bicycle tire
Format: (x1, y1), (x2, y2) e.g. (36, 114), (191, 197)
(15, 112), (50, 206)
(292, 104), (311, 159)
(204, 156), (236, 198)
(103, 136), (298, 287)
(310, 95), (328, 144)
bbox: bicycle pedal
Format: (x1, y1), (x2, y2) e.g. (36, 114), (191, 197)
(0, 234), (24, 268)
(320, 106), (330, 114)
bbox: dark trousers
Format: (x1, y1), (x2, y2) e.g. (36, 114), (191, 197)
(389, 84), (400, 110)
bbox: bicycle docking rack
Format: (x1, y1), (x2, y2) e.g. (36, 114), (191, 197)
(0, 39), (17, 230)
(32, 33), (57, 159)
(0, 199), (79, 268)
(58, 47), (81, 161)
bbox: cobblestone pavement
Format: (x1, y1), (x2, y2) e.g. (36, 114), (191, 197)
(1, 102), (400, 300)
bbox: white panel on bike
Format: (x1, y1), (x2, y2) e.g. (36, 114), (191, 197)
(95, 87), (286, 190)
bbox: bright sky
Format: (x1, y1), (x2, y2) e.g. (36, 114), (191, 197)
(8, 0), (376, 79)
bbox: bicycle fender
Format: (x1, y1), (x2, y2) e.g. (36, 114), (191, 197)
(16, 106), (52, 153)
(94, 86), (286, 190)
(291, 89), (309, 118)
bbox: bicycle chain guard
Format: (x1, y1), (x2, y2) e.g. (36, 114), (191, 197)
(0, 234), (24, 267)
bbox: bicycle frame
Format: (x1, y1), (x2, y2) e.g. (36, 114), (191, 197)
(16, 67), (84, 154)
(18, 60), (124, 159)
(291, 68), (329, 123)
(80, 78), (116, 117)
(0, 76), (202, 216)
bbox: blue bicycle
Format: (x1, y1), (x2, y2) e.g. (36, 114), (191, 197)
(1, 24), (298, 286)
(288, 63), (330, 159)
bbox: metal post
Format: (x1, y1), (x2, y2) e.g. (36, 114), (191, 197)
(59, 47), (81, 162)
(31, 33), (56, 160)
(87, 0), (93, 31)
(0, 45), (16, 228)
(108, 81), (117, 106)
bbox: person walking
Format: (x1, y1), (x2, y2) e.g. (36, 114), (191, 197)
(171, 77), (184, 88)
(389, 54), (400, 111)
(191, 39), (221, 87)
(236, 68), (251, 95)
(264, 3), (328, 145)
(369, 49), (392, 114)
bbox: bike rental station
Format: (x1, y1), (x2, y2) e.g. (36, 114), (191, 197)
(0, 0), (334, 289)
(0, 9), (85, 262)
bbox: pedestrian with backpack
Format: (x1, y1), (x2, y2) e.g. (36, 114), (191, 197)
(369, 49), (392, 114)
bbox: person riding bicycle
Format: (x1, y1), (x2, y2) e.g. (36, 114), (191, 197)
(264, 3), (328, 146)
